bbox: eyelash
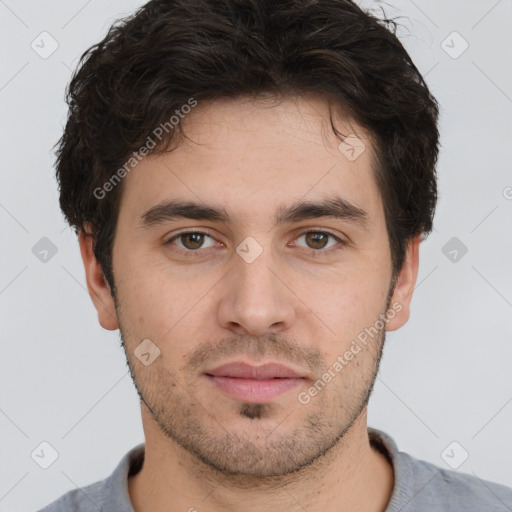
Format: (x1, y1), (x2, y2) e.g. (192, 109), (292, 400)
(164, 230), (345, 258)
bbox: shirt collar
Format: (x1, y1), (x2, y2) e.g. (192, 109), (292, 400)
(100, 429), (410, 512)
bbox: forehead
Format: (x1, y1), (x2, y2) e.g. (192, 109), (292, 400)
(118, 94), (383, 227)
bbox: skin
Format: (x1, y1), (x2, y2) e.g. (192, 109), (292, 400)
(79, 93), (420, 512)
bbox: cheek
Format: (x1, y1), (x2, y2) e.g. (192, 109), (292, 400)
(117, 262), (217, 344)
(115, 262), (171, 335)
(300, 266), (390, 347)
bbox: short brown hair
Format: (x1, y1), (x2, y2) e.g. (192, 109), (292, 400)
(55, 0), (440, 291)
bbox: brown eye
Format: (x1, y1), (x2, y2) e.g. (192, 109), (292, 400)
(166, 231), (216, 252)
(305, 232), (329, 249)
(296, 231), (341, 251)
(180, 232), (205, 250)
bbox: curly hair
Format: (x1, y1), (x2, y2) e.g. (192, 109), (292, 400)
(54, 0), (440, 292)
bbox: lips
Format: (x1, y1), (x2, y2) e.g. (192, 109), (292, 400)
(204, 361), (307, 402)
(205, 361), (304, 380)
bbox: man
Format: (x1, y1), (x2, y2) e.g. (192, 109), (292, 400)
(39, 0), (512, 511)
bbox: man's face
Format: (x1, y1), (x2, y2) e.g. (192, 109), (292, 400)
(87, 94), (415, 477)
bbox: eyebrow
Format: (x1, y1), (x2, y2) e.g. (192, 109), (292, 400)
(139, 196), (369, 230)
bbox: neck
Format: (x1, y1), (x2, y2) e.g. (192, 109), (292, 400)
(128, 407), (394, 512)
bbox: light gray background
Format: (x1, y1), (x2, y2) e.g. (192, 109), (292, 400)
(1, 1), (511, 510)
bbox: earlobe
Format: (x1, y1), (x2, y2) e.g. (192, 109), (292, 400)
(78, 226), (119, 331)
(385, 234), (421, 332)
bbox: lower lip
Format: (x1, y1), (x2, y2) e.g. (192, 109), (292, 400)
(205, 375), (305, 402)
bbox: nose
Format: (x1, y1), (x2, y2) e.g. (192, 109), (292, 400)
(216, 246), (297, 337)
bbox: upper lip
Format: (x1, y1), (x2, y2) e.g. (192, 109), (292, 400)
(205, 361), (305, 379)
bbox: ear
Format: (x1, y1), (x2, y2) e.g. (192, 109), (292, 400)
(385, 234), (421, 332)
(78, 225), (119, 331)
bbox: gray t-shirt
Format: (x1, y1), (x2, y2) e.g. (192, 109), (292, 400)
(37, 428), (512, 511)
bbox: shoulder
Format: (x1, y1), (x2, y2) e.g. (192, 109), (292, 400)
(368, 428), (512, 511)
(36, 479), (105, 512)
(399, 451), (512, 511)
(35, 443), (144, 512)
